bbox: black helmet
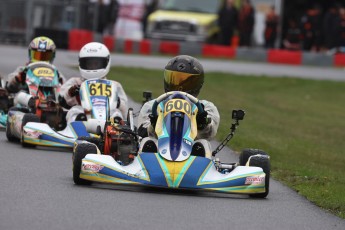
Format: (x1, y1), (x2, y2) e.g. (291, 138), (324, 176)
(164, 55), (204, 97)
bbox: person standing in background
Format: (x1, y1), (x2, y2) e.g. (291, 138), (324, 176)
(338, 6), (345, 50)
(217, 0), (238, 46)
(264, 5), (279, 48)
(323, 4), (340, 51)
(142, 0), (159, 37)
(300, 5), (323, 52)
(238, 0), (255, 47)
(105, 0), (120, 35)
(283, 19), (302, 51)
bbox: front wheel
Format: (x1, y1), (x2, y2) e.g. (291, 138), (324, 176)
(239, 148), (268, 166)
(248, 155), (270, 198)
(21, 113), (40, 148)
(73, 142), (99, 185)
(6, 120), (19, 142)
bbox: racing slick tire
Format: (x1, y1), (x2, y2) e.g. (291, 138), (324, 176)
(73, 142), (98, 185)
(6, 107), (31, 142)
(21, 113), (40, 148)
(248, 155), (270, 198)
(77, 136), (102, 148)
(239, 148), (268, 166)
(6, 120), (19, 142)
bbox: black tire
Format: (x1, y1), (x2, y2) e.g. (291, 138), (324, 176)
(77, 136), (102, 148)
(73, 142), (98, 185)
(21, 113), (40, 148)
(6, 120), (19, 142)
(248, 155), (270, 198)
(239, 148), (268, 166)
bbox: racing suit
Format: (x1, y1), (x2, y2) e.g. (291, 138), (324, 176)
(5, 65), (65, 108)
(137, 99), (220, 158)
(60, 76), (128, 123)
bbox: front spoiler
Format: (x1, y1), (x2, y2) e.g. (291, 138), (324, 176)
(22, 121), (90, 147)
(80, 153), (266, 194)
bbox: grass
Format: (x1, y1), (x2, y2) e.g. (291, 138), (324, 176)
(108, 66), (345, 219)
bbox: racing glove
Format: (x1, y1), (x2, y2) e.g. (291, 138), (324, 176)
(27, 97), (36, 109)
(15, 70), (27, 84)
(137, 124), (148, 138)
(149, 114), (158, 129)
(68, 85), (80, 97)
(196, 110), (211, 130)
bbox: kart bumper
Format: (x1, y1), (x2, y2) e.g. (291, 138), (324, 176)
(80, 153), (266, 194)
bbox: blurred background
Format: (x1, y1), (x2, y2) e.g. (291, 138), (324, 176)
(0, 0), (344, 54)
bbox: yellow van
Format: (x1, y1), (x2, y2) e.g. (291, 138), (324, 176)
(146, 0), (223, 43)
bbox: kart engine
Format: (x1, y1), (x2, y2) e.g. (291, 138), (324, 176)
(103, 123), (138, 165)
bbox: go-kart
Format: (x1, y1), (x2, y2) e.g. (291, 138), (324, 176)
(73, 91), (271, 198)
(6, 62), (67, 146)
(0, 88), (11, 129)
(20, 77), (126, 148)
(0, 75), (14, 129)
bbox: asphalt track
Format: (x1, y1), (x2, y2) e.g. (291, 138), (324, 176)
(0, 45), (344, 230)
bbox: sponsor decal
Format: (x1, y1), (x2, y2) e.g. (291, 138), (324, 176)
(183, 138), (192, 146)
(245, 176), (264, 185)
(91, 98), (106, 106)
(24, 130), (42, 138)
(82, 163), (104, 173)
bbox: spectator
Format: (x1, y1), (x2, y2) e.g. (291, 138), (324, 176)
(142, 0), (159, 37)
(300, 5), (323, 52)
(264, 5), (279, 48)
(283, 19), (302, 51)
(106, 0), (120, 35)
(217, 0), (238, 46)
(238, 0), (255, 47)
(91, 0), (119, 35)
(323, 4), (340, 51)
(338, 6), (345, 49)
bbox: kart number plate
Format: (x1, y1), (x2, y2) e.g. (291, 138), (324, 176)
(33, 67), (55, 78)
(88, 83), (112, 97)
(164, 99), (191, 116)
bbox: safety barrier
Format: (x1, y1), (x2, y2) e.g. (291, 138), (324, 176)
(68, 29), (345, 67)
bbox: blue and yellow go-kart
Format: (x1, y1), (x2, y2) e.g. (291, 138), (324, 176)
(73, 91), (270, 198)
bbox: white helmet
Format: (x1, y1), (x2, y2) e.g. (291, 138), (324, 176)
(78, 42), (111, 80)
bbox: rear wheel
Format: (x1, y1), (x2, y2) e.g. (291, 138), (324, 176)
(239, 148), (268, 166)
(21, 113), (40, 148)
(248, 155), (270, 198)
(73, 142), (98, 185)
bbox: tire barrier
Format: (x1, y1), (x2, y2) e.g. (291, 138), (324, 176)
(67, 29), (345, 67)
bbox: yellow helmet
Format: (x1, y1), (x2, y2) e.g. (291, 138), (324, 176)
(28, 36), (56, 63)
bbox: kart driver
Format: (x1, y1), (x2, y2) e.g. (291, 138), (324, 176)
(59, 42), (128, 123)
(137, 55), (220, 158)
(5, 36), (65, 108)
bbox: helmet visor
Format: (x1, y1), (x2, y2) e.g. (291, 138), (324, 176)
(79, 57), (109, 70)
(29, 49), (54, 62)
(164, 70), (200, 93)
